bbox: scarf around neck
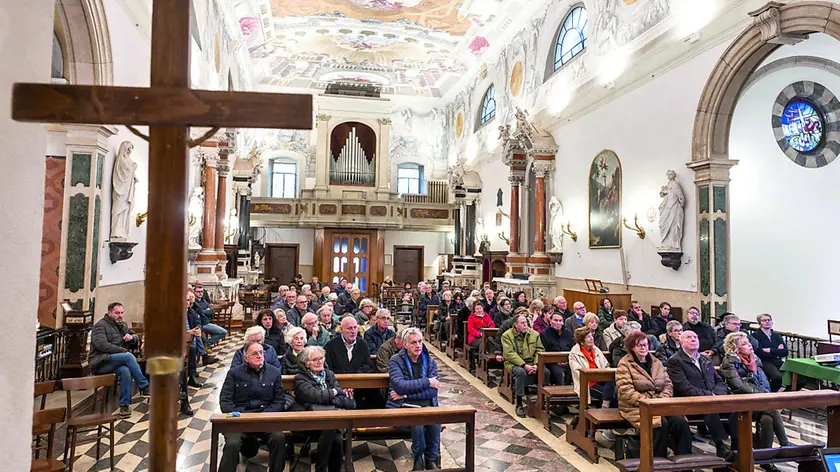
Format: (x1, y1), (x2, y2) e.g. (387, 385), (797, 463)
(738, 352), (757, 373)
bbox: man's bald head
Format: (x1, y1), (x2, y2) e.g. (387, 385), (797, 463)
(340, 316), (358, 343)
(679, 330), (699, 354)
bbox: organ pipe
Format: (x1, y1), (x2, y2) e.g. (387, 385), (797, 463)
(330, 126), (376, 185)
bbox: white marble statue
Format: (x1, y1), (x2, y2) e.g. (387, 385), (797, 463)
(188, 187), (204, 249)
(110, 141), (137, 241)
(658, 170), (685, 252)
(254, 251), (262, 271)
(548, 196), (564, 253)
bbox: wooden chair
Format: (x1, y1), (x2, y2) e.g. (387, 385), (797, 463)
(31, 408), (67, 472)
(536, 352), (577, 430)
(62, 374), (118, 472)
(424, 305), (439, 342)
(33, 381), (59, 459)
(475, 328), (500, 386)
(212, 302), (234, 331)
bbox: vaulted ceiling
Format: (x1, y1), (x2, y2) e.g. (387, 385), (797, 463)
(231, 0), (535, 98)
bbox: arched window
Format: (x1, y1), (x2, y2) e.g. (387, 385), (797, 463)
(397, 163), (424, 195)
(269, 158), (297, 198)
(51, 33), (65, 80)
(478, 85), (497, 128)
(553, 6), (588, 71)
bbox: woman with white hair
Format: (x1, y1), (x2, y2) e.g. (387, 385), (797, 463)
(282, 327), (307, 375)
(294, 346), (353, 472)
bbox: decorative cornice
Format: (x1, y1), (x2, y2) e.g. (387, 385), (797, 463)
(749, 2), (807, 45)
(377, 118), (392, 125)
(533, 162), (554, 178)
(316, 114), (331, 122)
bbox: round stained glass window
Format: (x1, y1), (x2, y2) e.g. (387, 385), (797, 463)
(781, 99), (824, 153)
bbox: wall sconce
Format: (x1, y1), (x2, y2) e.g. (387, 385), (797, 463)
(136, 211), (148, 227)
(622, 214), (646, 239)
(561, 222), (577, 242)
(495, 209), (510, 245)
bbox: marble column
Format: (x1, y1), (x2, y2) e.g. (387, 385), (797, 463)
(215, 155), (230, 279)
(532, 162), (553, 255)
(62, 125), (117, 317)
(688, 159), (736, 324)
(313, 114), (330, 198)
(454, 203), (462, 257)
(509, 176), (522, 255)
(375, 118), (392, 201)
(195, 146), (219, 282)
(465, 201), (476, 256)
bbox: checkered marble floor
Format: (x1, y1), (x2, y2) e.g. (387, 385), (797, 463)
(65, 333), (577, 472)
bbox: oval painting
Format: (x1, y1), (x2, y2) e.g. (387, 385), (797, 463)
(455, 112), (464, 138)
(510, 60), (523, 97)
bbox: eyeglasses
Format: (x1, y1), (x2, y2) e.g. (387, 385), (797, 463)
(309, 357), (325, 363)
(304, 321), (316, 326)
(688, 311), (699, 316)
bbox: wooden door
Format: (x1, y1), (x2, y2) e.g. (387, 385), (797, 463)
(327, 232), (373, 295)
(393, 246), (423, 285)
(265, 244), (299, 285)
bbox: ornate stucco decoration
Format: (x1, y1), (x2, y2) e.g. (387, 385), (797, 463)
(749, 2), (807, 45)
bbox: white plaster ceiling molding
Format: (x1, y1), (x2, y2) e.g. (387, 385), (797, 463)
(232, 0), (538, 97)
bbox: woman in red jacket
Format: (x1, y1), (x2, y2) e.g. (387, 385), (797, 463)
(467, 303), (496, 368)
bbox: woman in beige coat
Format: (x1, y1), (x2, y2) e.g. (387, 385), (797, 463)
(615, 331), (692, 457)
(569, 327), (614, 407)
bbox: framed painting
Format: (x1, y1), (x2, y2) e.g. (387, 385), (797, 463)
(588, 150), (622, 248)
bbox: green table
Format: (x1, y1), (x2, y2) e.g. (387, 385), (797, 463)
(781, 357), (840, 388)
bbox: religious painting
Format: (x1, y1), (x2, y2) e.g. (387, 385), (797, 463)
(510, 61), (523, 97)
(588, 150), (622, 248)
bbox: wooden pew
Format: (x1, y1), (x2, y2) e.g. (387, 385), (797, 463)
(622, 390), (840, 472)
(446, 318), (460, 360)
(536, 352), (576, 430)
(209, 406), (478, 472)
(459, 321), (471, 369)
(565, 368), (628, 463)
(280, 373), (390, 390)
(475, 328), (500, 386)
(425, 305), (439, 342)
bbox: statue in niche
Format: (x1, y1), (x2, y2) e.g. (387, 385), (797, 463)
(658, 170), (685, 253)
(110, 141), (138, 241)
(187, 187), (204, 249)
(548, 196), (564, 253)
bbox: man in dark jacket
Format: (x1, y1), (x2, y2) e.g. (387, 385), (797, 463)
(753, 314), (787, 392)
(683, 306), (716, 355)
(553, 296), (574, 321)
(286, 294), (313, 327)
(713, 313), (759, 358)
(325, 317), (373, 374)
(364, 308), (395, 354)
(89, 302), (149, 417)
(628, 300), (652, 334)
(667, 330), (735, 459)
(387, 328), (441, 471)
(193, 284), (227, 348)
(417, 283), (440, 328)
(219, 341), (287, 472)
(376, 328), (405, 373)
(539, 312), (574, 384)
(647, 302), (672, 338)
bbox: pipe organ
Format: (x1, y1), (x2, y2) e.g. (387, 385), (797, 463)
(330, 124), (376, 186)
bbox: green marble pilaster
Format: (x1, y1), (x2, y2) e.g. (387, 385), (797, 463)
(58, 126), (117, 323)
(687, 159), (736, 329)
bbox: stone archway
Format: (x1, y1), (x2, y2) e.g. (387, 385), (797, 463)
(689, 1), (840, 322)
(54, 0), (113, 85)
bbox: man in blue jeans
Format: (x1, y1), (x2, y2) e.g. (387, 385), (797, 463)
(89, 302), (149, 418)
(193, 283), (227, 348)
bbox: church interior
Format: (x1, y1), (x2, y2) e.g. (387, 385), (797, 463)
(4, 0), (840, 471)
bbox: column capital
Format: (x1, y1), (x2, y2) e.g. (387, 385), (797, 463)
(198, 147), (220, 168)
(686, 158), (739, 183)
(508, 174), (525, 185)
(533, 161), (554, 178)
(217, 157), (231, 177)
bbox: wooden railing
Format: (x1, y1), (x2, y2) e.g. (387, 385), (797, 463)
(34, 327), (68, 382)
(744, 323), (826, 359)
(637, 390), (840, 472)
(210, 406), (477, 472)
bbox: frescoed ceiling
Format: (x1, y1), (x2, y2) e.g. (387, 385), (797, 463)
(230, 0), (536, 98)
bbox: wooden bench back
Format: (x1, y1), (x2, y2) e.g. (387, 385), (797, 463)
(280, 372), (390, 390)
(480, 328), (499, 354)
(537, 351), (570, 387)
(34, 380), (58, 410)
(637, 390), (840, 472)
(62, 374), (116, 418)
(577, 368), (616, 410)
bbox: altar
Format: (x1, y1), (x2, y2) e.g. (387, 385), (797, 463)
(205, 277), (245, 319)
(493, 277), (557, 302)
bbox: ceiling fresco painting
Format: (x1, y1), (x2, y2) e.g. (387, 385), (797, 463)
(231, 0), (534, 97)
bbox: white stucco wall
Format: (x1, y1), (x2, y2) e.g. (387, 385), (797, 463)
(0, 0), (54, 467)
(730, 33), (840, 337)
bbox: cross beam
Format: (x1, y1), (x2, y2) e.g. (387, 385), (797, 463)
(10, 1), (312, 470)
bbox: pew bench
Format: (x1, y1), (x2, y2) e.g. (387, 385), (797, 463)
(460, 321), (472, 370)
(446, 317), (461, 361)
(425, 305), (439, 343)
(209, 406), (478, 472)
(475, 328), (500, 386)
(617, 390), (840, 472)
(565, 368), (628, 463)
(536, 352), (576, 430)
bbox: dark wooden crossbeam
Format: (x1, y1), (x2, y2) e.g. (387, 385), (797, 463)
(12, 84), (312, 129)
(10, 0), (312, 470)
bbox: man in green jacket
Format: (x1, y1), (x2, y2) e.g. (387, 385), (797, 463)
(502, 314), (547, 417)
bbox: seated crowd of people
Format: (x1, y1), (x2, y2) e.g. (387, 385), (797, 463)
(89, 276), (794, 472)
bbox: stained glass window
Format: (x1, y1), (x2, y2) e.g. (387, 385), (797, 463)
(479, 85), (496, 126)
(554, 7), (588, 71)
(781, 100), (824, 153)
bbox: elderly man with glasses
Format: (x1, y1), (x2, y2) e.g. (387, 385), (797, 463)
(364, 308), (396, 354)
(564, 302), (587, 333)
(682, 306), (716, 356)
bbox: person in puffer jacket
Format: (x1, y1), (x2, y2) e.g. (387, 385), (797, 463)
(387, 328), (441, 471)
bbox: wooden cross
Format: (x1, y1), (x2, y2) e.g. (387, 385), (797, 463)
(12, 2), (311, 469)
